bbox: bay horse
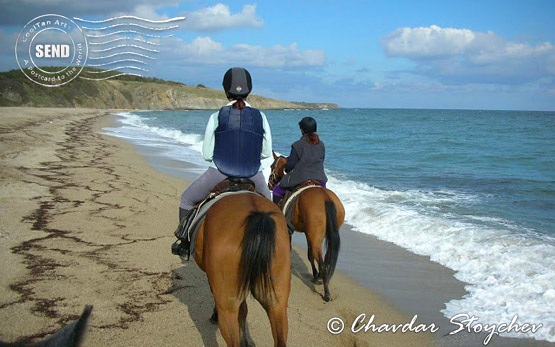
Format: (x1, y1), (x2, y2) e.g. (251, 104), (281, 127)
(268, 152), (345, 302)
(193, 191), (291, 347)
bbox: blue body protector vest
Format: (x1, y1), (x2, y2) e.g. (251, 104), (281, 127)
(213, 105), (264, 178)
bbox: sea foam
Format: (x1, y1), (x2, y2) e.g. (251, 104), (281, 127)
(328, 175), (555, 342)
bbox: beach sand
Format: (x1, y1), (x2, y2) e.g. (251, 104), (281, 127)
(1, 107), (552, 347)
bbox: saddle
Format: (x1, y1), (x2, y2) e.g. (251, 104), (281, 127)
(279, 180), (323, 234)
(278, 179), (322, 210)
(172, 177), (257, 260)
(211, 177), (256, 194)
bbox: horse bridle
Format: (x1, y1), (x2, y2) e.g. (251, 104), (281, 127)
(268, 155), (287, 190)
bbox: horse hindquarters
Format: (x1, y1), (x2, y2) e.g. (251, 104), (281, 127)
(202, 195), (290, 347)
(297, 188), (342, 302)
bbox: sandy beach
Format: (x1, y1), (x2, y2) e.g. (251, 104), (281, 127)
(1, 107), (552, 347)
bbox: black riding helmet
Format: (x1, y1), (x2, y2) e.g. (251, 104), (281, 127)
(222, 67), (252, 98)
(299, 117), (317, 133)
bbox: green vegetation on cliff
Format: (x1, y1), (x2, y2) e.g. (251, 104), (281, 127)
(0, 68), (338, 110)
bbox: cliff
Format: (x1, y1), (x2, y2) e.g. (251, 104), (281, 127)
(0, 69), (338, 110)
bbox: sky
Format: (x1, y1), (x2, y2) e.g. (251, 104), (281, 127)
(1, 0), (555, 110)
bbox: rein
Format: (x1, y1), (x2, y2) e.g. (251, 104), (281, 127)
(268, 155), (287, 190)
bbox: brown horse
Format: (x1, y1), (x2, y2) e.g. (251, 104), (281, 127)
(268, 152), (345, 302)
(193, 191), (291, 347)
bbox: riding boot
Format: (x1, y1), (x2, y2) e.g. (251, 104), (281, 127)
(179, 207), (188, 222)
(171, 208), (192, 258)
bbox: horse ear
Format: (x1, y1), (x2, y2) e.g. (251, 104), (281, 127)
(272, 150), (278, 160)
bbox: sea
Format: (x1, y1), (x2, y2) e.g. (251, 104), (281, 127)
(103, 108), (555, 343)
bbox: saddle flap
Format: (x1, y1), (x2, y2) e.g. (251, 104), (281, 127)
(281, 181), (323, 216)
(177, 189), (259, 260)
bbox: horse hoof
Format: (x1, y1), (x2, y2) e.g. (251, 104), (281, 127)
(324, 294), (331, 302)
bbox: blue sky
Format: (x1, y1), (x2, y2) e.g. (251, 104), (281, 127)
(1, 0), (554, 110)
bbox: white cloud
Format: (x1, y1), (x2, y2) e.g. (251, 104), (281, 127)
(159, 37), (325, 68)
(117, 4), (173, 21)
(381, 25), (555, 85)
(182, 3), (263, 32)
(371, 82), (384, 91)
(177, 37), (225, 63)
(230, 42), (326, 67)
(382, 25), (479, 58)
(471, 41), (554, 65)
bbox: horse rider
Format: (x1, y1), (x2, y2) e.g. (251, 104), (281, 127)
(177, 67), (273, 231)
(272, 116), (327, 205)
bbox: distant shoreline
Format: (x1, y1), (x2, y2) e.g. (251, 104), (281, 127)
(0, 68), (339, 110)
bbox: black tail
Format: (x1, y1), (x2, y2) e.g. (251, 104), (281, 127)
(324, 201), (340, 279)
(239, 211), (277, 301)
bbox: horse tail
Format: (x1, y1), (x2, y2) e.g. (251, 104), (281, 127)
(240, 211), (277, 301)
(324, 200), (341, 279)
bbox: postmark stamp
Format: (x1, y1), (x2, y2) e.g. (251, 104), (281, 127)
(15, 14), (88, 87)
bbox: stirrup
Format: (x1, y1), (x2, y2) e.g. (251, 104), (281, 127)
(287, 221), (295, 235)
(171, 239), (190, 259)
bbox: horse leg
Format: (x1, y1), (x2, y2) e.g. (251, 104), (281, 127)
(216, 306), (242, 347)
(266, 304), (288, 347)
(308, 233), (331, 300)
(210, 306), (218, 324)
(306, 241), (320, 284)
(307, 242), (332, 301)
(321, 261), (331, 302)
(239, 300), (255, 347)
(315, 250), (331, 301)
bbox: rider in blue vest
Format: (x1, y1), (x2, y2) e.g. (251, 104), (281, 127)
(178, 67), (273, 224)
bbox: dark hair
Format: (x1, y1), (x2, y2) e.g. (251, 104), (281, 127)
(299, 117), (319, 144)
(232, 98), (247, 110)
(305, 133), (320, 144)
(299, 117), (317, 133)
(222, 67), (252, 99)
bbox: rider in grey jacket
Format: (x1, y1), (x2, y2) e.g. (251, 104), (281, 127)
(273, 117), (327, 203)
